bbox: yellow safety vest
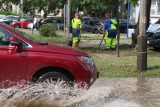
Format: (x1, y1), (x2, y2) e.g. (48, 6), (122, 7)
(110, 19), (117, 30)
(72, 18), (81, 29)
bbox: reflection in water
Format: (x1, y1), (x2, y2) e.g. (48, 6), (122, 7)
(133, 77), (151, 107)
(93, 78), (160, 107)
(1, 78), (159, 107)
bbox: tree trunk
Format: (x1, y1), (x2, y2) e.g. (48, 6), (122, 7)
(146, 0), (151, 29)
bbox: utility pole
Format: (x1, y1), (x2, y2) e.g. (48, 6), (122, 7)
(137, 0), (147, 72)
(20, 0), (23, 30)
(67, 0), (71, 46)
(116, 0), (120, 57)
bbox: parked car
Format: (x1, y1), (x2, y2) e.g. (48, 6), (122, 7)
(82, 20), (102, 34)
(0, 16), (20, 25)
(0, 22), (99, 88)
(119, 19), (136, 33)
(82, 17), (100, 22)
(0, 14), (6, 20)
(40, 17), (64, 30)
(147, 20), (160, 50)
(10, 18), (33, 29)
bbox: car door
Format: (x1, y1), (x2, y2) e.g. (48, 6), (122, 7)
(0, 28), (27, 88)
(83, 20), (88, 31)
(88, 21), (95, 32)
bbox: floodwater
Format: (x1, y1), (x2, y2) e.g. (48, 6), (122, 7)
(0, 78), (159, 107)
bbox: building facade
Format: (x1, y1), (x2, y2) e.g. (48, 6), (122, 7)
(150, 0), (160, 23)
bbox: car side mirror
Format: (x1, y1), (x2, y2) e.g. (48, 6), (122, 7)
(9, 36), (23, 53)
(10, 36), (20, 46)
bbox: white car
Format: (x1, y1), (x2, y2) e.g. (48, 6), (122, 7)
(0, 14), (6, 20)
(27, 23), (33, 29)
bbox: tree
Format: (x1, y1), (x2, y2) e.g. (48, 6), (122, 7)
(22, 0), (66, 18)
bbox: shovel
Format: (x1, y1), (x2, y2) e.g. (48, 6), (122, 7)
(98, 37), (104, 49)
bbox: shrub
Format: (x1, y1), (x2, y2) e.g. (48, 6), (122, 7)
(0, 10), (20, 16)
(39, 24), (57, 37)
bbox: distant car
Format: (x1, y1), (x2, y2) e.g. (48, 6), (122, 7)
(10, 18), (33, 29)
(40, 17), (64, 30)
(0, 16), (20, 25)
(147, 20), (160, 50)
(119, 19), (136, 33)
(0, 20), (12, 25)
(82, 20), (102, 34)
(5, 16), (20, 22)
(27, 23), (34, 29)
(82, 17), (100, 22)
(0, 14), (6, 20)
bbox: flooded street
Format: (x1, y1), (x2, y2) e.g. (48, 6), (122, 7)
(91, 78), (160, 107)
(0, 78), (159, 107)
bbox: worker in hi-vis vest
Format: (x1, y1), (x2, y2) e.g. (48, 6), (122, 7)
(71, 13), (82, 49)
(103, 11), (117, 51)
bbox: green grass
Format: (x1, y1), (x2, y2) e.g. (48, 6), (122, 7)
(28, 32), (130, 42)
(81, 46), (160, 77)
(28, 34), (66, 42)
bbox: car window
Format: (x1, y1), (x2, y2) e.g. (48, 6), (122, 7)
(27, 19), (33, 22)
(0, 22), (45, 46)
(155, 19), (160, 24)
(0, 28), (14, 46)
(84, 21), (88, 25)
(51, 20), (57, 23)
(43, 18), (51, 23)
(89, 21), (94, 26)
(93, 21), (101, 25)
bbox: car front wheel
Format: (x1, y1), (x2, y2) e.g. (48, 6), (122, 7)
(14, 24), (20, 28)
(153, 47), (160, 51)
(37, 72), (72, 86)
(94, 29), (98, 34)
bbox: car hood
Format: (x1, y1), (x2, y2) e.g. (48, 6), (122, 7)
(147, 24), (160, 33)
(31, 44), (88, 56)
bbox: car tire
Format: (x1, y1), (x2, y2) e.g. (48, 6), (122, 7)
(37, 71), (71, 86)
(94, 29), (98, 34)
(14, 24), (20, 28)
(153, 47), (160, 51)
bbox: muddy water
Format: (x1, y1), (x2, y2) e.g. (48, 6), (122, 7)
(0, 78), (159, 107)
(92, 78), (160, 107)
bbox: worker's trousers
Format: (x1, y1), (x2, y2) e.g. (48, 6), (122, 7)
(105, 30), (117, 49)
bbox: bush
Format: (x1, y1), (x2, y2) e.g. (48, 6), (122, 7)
(39, 24), (57, 37)
(0, 10), (20, 16)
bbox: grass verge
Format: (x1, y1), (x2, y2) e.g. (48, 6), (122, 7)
(81, 46), (160, 77)
(28, 34), (66, 42)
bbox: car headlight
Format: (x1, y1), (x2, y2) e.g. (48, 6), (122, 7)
(78, 56), (94, 66)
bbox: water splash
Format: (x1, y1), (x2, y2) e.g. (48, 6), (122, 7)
(0, 81), (141, 107)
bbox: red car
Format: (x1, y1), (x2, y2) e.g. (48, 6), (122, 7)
(10, 18), (33, 29)
(0, 22), (99, 88)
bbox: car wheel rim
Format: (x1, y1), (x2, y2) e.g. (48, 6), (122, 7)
(15, 25), (20, 28)
(95, 30), (98, 34)
(43, 76), (66, 86)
